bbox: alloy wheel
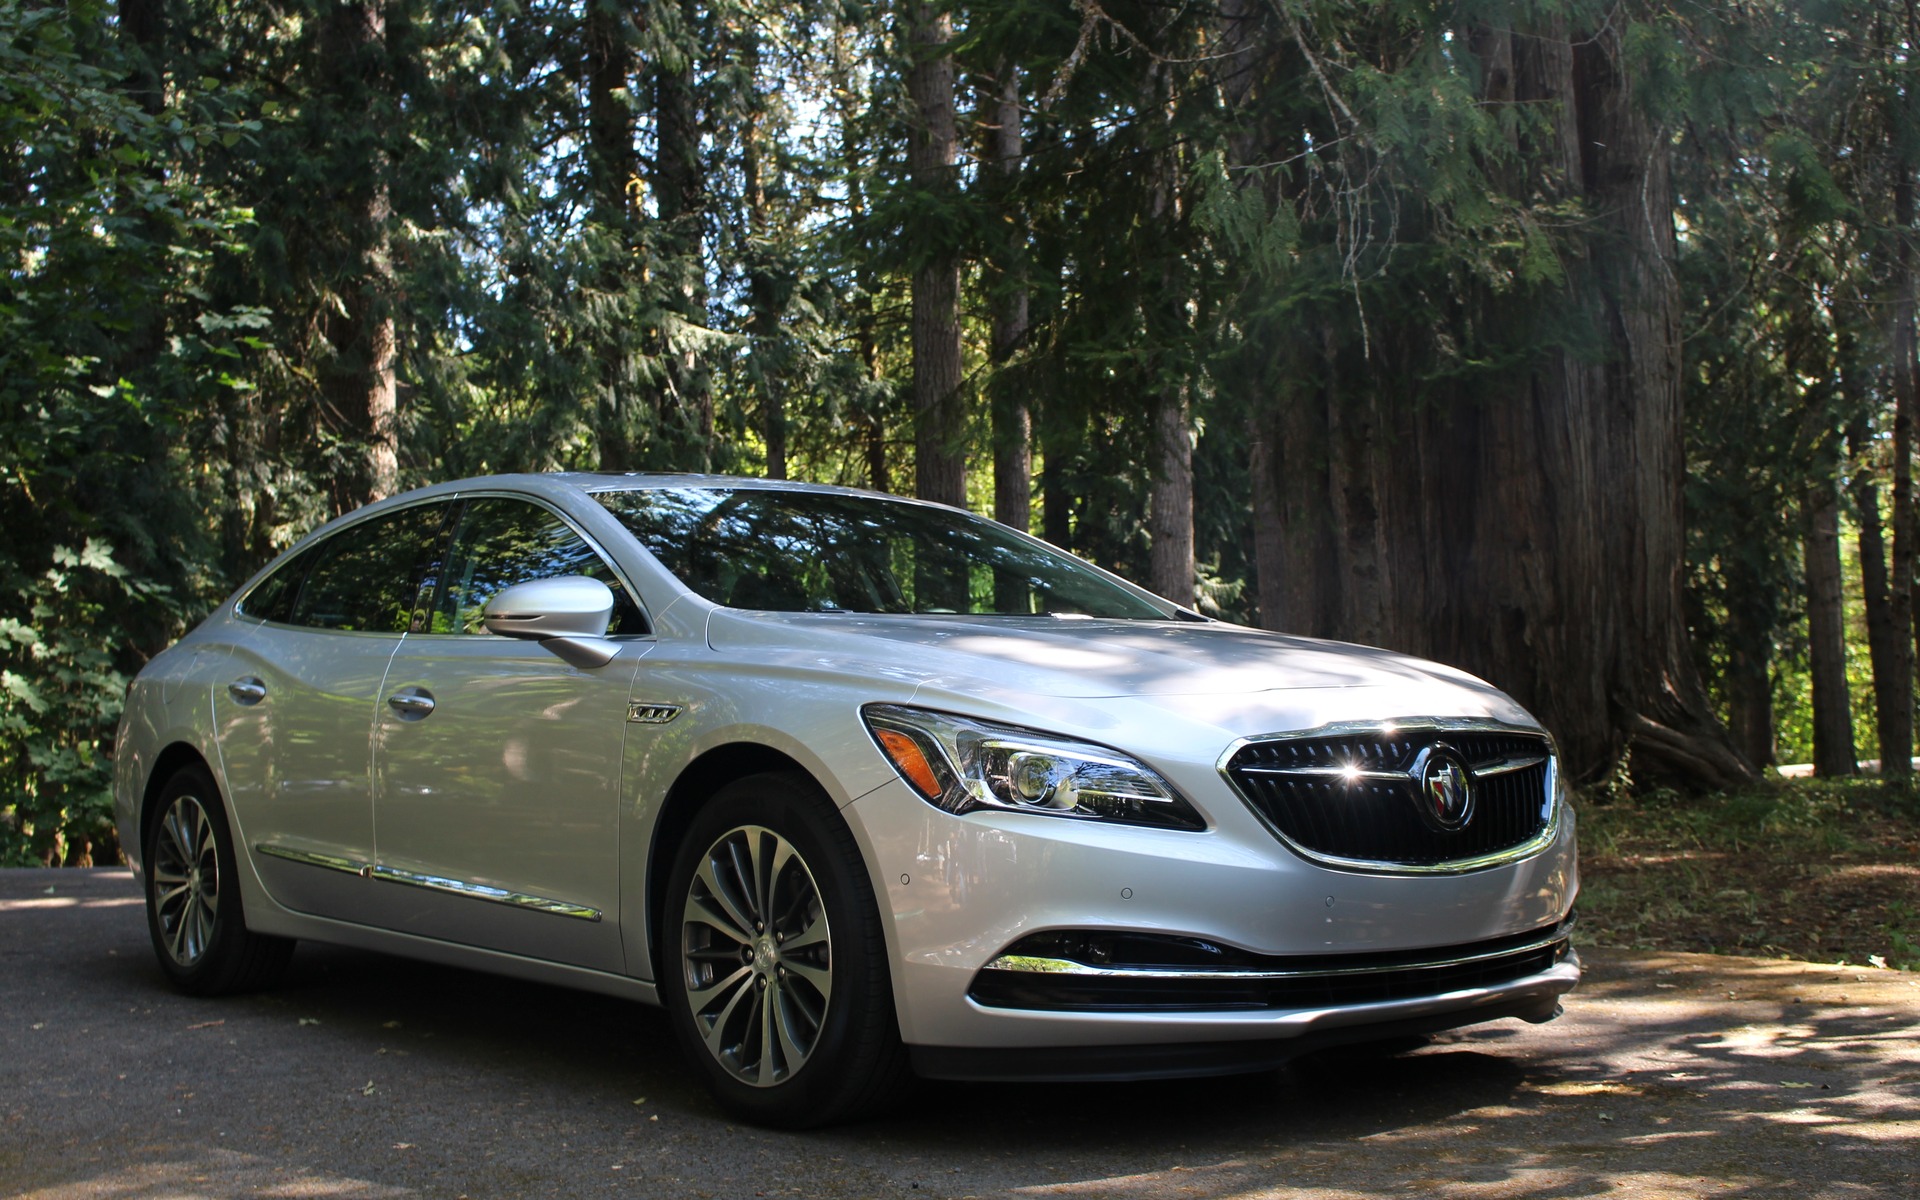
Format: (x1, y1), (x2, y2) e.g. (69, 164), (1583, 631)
(151, 793), (220, 968)
(680, 824), (833, 1087)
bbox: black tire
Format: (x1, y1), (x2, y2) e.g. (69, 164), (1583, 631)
(662, 771), (911, 1128)
(143, 764), (294, 996)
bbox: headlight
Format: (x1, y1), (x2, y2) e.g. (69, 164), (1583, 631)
(861, 704), (1204, 831)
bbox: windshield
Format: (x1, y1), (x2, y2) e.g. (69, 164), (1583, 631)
(594, 487), (1171, 619)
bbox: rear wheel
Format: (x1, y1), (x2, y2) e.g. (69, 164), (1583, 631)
(663, 772), (909, 1127)
(144, 765), (293, 995)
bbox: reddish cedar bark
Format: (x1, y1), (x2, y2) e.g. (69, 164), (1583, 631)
(1239, 15), (1751, 788)
(585, 0), (636, 471)
(1804, 462), (1856, 776)
(982, 62), (1031, 535)
(320, 0), (397, 510)
(905, 0), (965, 508)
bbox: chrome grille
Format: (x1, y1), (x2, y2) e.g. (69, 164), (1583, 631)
(1223, 724), (1556, 870)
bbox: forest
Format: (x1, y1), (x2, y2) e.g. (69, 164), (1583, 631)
(4, 0), (1919, 868)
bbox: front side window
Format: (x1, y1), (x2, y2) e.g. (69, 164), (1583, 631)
(238, 503), (449, 633)
(593, 487), (1171, 619)
(430, 497), (646, 635)
(235, 547), (312, 624)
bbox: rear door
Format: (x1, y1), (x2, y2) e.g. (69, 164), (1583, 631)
(369, 494), (646, 972)
(218, 501), (450, 923)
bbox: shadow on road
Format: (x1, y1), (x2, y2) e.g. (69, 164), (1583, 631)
(3, 868), (1914, 1199)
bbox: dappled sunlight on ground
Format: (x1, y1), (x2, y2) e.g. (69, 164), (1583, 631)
(3, 869), (1915, 1199)
(10, 1149), (408, 1199)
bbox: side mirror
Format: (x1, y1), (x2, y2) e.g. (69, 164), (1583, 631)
(481, 577), (620, 668)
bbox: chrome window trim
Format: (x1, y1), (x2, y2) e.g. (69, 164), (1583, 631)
(230, 494), (458, 630)
(230, 488), (657, 637)
(1214, 717), (1563, 876)
(254, 843), (603, 922)
(980, 921), (1574, 981)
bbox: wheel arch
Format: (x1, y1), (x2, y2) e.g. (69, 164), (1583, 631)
(645, 742), (826, 981)
(141, 742), (217, 852)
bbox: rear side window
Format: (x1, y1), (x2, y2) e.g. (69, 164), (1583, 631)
(242, 503), (450, 633)
(235, 548), (311, 624)
(429, 497), (647, 636)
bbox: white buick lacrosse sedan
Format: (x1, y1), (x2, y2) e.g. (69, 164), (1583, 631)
(114, 473), (1579, 1126)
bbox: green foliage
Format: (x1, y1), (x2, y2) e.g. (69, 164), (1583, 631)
(5, 0), (1920, 854)
(1673, 0), (1916, 769)
(0, 542), (141, 866)
(0, 0), (263, 863)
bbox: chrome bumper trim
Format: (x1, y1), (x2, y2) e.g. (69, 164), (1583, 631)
(981, 923), (1573, 980)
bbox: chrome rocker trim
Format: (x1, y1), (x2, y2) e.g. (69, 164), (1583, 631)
(254, 843), (603, 922)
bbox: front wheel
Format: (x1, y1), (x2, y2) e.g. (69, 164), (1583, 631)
(663, 772), (909, 1127)
(143, 764), (293, 996)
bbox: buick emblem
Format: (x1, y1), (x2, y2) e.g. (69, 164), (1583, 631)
(1417, 746), (1475, 832)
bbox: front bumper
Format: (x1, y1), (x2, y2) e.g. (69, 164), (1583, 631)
(844, 777), (1580, 1058)
(910, 950), (1578, 1081)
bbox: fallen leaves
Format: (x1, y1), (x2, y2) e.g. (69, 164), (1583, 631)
(1531, 1080), (1644, 1098)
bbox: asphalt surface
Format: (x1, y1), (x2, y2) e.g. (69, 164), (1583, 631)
(2, 867), (1916, 1199)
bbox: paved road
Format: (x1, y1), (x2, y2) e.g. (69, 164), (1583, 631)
(3, 868), (1915, 1199)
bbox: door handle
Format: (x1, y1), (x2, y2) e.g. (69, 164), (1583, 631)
(386, 688), (436, 720)
(227, 677), (267, 706)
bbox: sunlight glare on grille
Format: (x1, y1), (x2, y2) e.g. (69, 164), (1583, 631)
(1226, 729), (1553, 868)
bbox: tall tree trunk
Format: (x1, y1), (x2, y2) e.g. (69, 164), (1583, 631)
(905, 0), (965, 507)
(1722, 554), (1776, 768)
(1230, 11), (1750, 788)
(1805, 454), (1857, 776)
(742, 40), (784, 481)
(1885, 164), (1917, 780)
(587, 0), (638, 470)
(1042, 404), (1073, 549)
(1248, 419), (1287, 629)
(1850, 417), (1904, 772)
(320, 0), (397, 511)
(1213, 0), (1294, 628)
(1272, 329), (1339, 640)
(1143, 87), (1195, 606)
(1148, 388), (1195, 606)
(654, 0), (711, 463)
(830, 20), (887, 493)
(982, 62), (1030, 534)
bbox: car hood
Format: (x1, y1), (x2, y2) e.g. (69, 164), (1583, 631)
(705, 610), (1518, 706)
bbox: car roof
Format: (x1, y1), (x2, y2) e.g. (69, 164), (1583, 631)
(382, 471), (905, 507)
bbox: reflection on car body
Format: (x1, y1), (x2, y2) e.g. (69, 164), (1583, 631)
(115, 473), (1579, 1127)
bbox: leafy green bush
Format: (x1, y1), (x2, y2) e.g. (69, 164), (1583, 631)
(1, 2), (260, 862)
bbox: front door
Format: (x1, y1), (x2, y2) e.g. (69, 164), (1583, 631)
(370, 495), (649, 972)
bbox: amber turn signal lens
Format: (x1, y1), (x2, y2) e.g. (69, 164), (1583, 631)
(875, 728), (944, 799)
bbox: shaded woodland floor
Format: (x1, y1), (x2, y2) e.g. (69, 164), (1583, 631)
(1578, 779), (1920, 971)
